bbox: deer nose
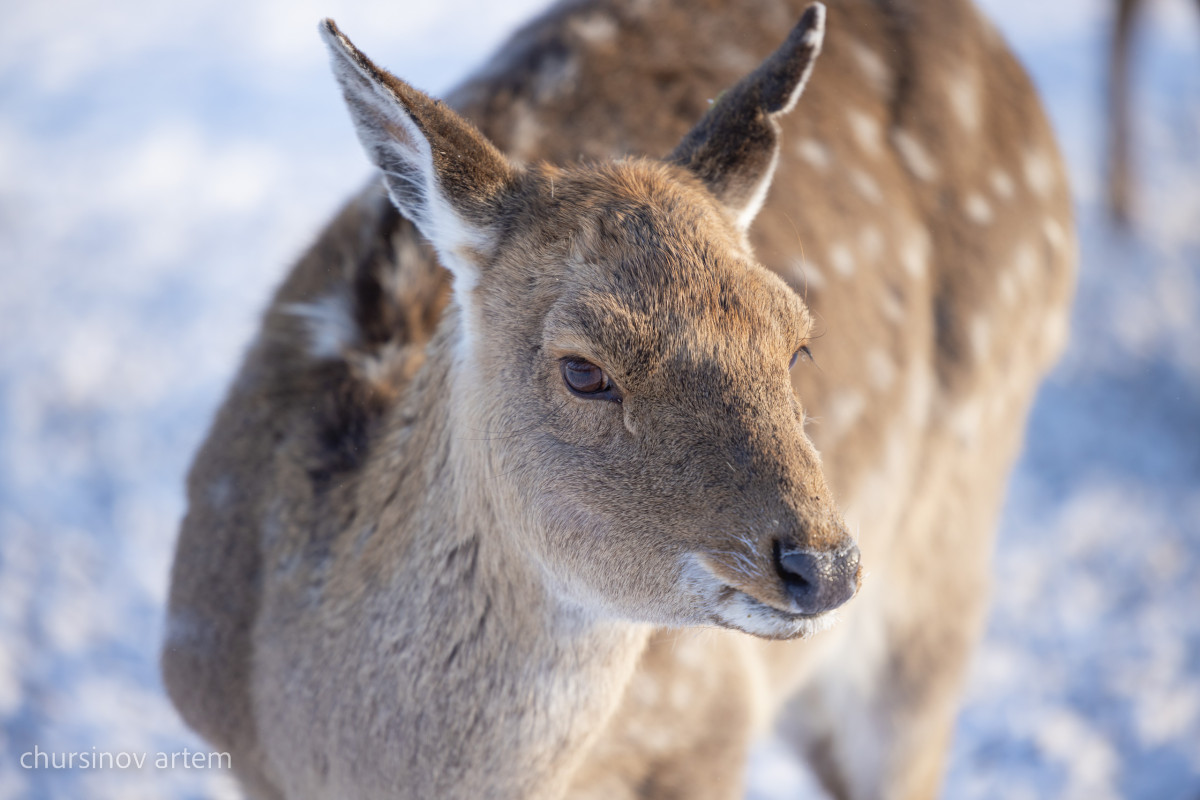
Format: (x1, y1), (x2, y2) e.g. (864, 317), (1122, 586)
(774, 541), (860, 615)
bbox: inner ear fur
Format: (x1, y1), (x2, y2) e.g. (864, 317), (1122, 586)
(669, 3), (826, 232)
(320, 19), (516, 264)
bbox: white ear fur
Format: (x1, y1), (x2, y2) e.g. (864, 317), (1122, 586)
(774, 4), (824, 117)
(320, 21), (494, 305)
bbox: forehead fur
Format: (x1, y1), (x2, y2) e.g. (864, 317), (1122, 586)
(507, 159), (812, 374)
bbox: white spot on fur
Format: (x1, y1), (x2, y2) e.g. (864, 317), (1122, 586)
(668, 680), (694, 710)
(950, 397), (984, 447)
(1013, 241), (1040, 287)
(1043, 217), (1068, 251)
(990, 169), (1016, 200)
(534, 53), (579, 101)
(569, 14), (618, 45)
(1023, 148), (1056, 197)
(947, 73), (981, 132)
(900, 229), (931, 280)
(670, 630), (707, 669)
(830, 243), (856, 278)
(891, 128), (939, 182)
(796, 138), (831, 172)
(846, 107), (882, 157)
(859, 226), (884, 264)
(793, 259), (826, 292)
(509, 105), (544, 164)
(964, 192), (994, 225)
(969, 315), (991, 360)
(629, 670), (661, 707)
(842, 425), (908, 532)
(1043, 307), (1071, 359)
(827, 390), (866, 441)
(284, 294), (356, 360)
(849, 168), (883, 205)
(848, 41), (889, 94)
(998, 269), (1018, 306)
(866, 348), (897, 392)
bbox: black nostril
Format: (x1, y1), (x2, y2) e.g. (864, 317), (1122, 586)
(774, 540), (860, 615)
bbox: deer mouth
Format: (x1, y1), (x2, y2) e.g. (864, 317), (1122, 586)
(686, 554), (845, 640)
(710, 587), (841, 640)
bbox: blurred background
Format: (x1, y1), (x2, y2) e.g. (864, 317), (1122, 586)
(0, 0), (1197, 797)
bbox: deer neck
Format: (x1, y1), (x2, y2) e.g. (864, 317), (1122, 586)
(343, 307), (651, 796)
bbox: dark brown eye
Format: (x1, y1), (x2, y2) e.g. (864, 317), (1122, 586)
(561, 358), (616, 399)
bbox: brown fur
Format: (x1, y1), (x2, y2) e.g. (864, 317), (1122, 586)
(162, 1), (1075, 798)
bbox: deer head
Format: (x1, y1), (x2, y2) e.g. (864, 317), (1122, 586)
(320, 3), (859, 640)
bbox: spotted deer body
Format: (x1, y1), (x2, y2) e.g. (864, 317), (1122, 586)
(162, 1), (1074, 799)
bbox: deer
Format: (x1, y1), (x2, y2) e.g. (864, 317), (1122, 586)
(161, 0), (1075, 798)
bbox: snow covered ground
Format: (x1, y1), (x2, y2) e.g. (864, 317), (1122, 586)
(1, 1), (1197, 798)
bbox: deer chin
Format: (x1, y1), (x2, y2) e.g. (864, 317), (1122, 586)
(711, 589), (840, 641)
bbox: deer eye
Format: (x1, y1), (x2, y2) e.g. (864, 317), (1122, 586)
(560, 358), (617, 400)
(789, 346), (812, 369)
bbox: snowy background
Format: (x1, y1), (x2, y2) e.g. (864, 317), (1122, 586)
(1, 0), (1197, 798)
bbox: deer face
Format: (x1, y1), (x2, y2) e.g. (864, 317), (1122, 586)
(322, 3), (859, 639)
(471, 163), (857, 638)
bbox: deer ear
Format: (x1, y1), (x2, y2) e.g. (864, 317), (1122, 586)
(320, 19), (515, 294)
(669, 3), (825, 233)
